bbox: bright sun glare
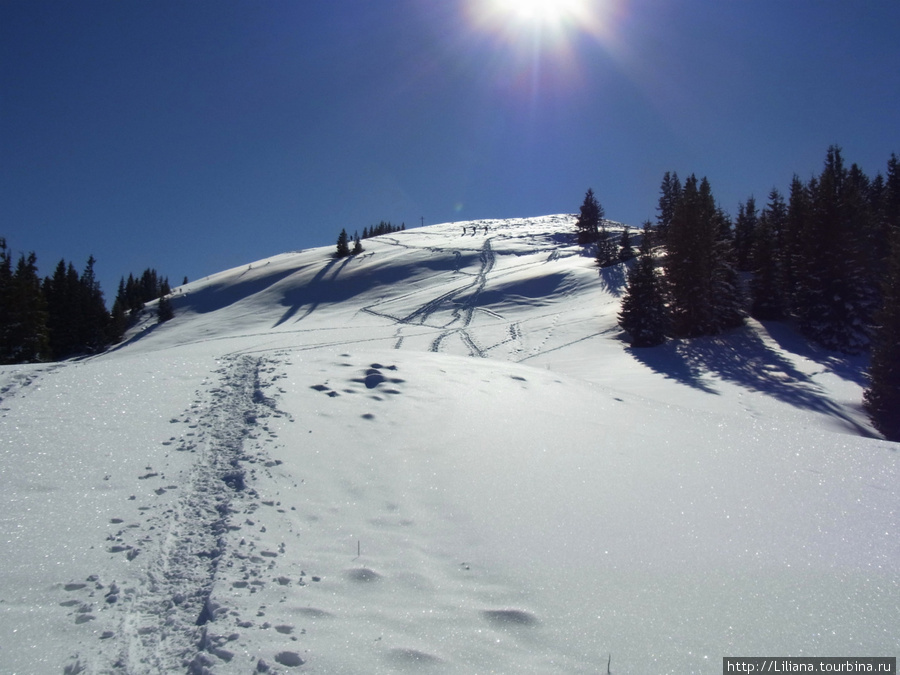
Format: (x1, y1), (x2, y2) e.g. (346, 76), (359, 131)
(495, 0), (586, 25)
(467, 0), (610, 50)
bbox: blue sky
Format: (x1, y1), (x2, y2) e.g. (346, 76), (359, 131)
(2, 0), (899, 300)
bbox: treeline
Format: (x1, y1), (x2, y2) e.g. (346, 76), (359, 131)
(335, 220), (406, 258)
(0, 239), (175, 364)
(611, 146), (899, 440)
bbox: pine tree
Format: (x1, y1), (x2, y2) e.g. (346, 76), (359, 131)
(619, 225), (634, 262)
(78, 256), (110, 353)
(594, 224), (617, 267)
(655, 171), (681, 243)
(785, 174), (812, 315)
(665, 174), (744, 337)
(44, 259), (83, 358)
(352, 232), (363, 255)
(618, 222), (668, 347)
(750, 189), (788, 320)
(575, 188), (603, 245)
(864, 229), (900, 440)
(0, 238), (12, 362)
(109, 279), (129, 344)
(6, 252), (49, 362)
(733, 196), (758, 271)
(797, 146), (871, 353)
(157, 292), (174, 324)
(335, 229), (350, 258)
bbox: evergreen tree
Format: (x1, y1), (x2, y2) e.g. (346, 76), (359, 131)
(575, 188), (603, 245)
(619, 225), (634, 262)
(750, 189), (788, 320)
(618, 222), (669, 347)
(351, 232), (363, 255)
(733, 196), (758, 271)
(157, 292), (174, 324)
(665, 174), (744, 337)
(798, 146), (871, 353)
(43, 259), (83, 358)
(710, 207), (746, 331)
(6, 252), (49, 362)
(77, 256), (110, 353)
(864, 229), (900, 441)
(785, 174), (812, 314)
(335, 228), (350, 257)
(594, 224), (617, 267)
(0, 238), (12, 361)
(655, 171), (681, 242)
(109, 278), (129, 344)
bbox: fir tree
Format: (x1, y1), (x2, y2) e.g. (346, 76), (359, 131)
(785, 174), (813, 315)
(352, 232), (363, 255)
(0, 238), (12, 361)
(864, 229), (900, 441)
(798, 146), (871, 353)
(6, 252), (49, 362)
(619, 225), (634, 262)
(733, 196), (758, 271)
(157, 292), (174, 324)
(618, 222), (668, 347)
(43, 259), (82, 358)
(77, 256), (110, 353)
(665, 174), (744, 337)
(655, 171), (681, 243)
(594, 224), (617, 267)
(335, 228), (350, 258)
(750, 189), (788, 320)
(575, 188), (603, 245)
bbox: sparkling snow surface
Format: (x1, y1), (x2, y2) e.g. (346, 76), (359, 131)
(1, 217), (896, 674)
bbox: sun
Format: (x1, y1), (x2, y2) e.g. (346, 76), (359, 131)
(493, 0), (587, 27)
(466, 0), (608, 49)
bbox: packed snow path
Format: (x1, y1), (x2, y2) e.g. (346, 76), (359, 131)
(117, 354), (285, 672)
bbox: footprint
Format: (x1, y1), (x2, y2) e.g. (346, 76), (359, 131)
(345, 567), (381, 583)
(274, 651), (305, 667)
(482, 609), (538, 626)
(386, 648), (443, 666)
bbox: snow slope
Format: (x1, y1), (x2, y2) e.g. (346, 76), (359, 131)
(1, 216), (896, 674)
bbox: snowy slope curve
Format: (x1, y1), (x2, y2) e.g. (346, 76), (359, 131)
(0, 216), (896, 674)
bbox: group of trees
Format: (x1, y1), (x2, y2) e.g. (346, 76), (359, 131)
(0, 239), (174, 364)
(613, 146), (900, 440)
(336, 220), (407, 258)
(110, 269), (174, 339)
(574, 189), (635, 266)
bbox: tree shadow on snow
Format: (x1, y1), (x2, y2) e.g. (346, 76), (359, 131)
(598, 262), (628, 298)
(628, 325), (876, 438)
(760, 319), (870, 388)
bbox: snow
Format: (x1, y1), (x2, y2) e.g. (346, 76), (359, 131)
(1, 216), (897, 674)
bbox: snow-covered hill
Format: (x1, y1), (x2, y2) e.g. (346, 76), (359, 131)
(1, 216), (896, 674)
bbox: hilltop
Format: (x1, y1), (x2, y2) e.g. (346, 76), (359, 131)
(1, 216), (896, 674)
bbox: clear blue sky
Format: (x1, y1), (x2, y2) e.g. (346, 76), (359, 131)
(2, 0), (899, 300)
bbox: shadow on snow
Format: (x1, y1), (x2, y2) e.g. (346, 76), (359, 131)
(628, 323), (877, 438)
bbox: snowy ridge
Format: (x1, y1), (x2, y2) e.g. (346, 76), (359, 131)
(1, 215), (896, 674)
